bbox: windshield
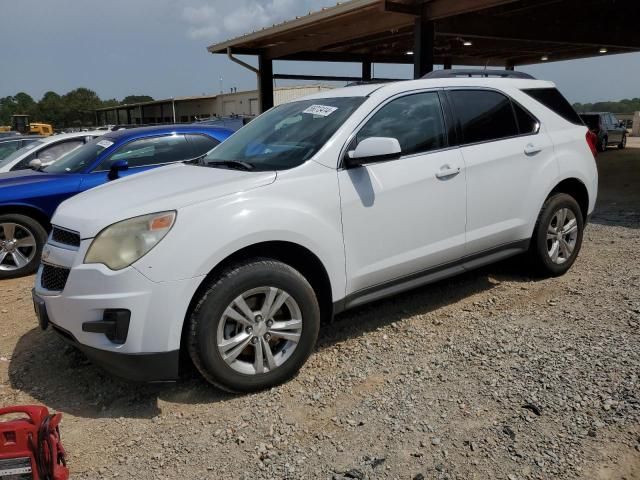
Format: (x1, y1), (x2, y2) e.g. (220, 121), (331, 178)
(201, 97), (365, 171)
(0, 140), (44, 169)
(44, 137), (115, 173)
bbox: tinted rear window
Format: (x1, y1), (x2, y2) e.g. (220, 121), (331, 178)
(580, 114), (600, 130)
(522, 88), (583, 125)
(449, 90), (519, 144)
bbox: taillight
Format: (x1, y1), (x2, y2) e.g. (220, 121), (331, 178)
(586, 130), (598, 158)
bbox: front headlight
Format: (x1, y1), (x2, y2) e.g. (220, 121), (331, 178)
(85, 211), (176, 270)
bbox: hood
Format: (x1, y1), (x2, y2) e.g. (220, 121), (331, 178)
(0, 170), (78, 202)
(53, 163), (276, 237)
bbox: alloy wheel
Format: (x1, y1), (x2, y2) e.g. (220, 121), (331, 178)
(0, 223), (37, 272)
(216, 286), (303, 375)
(546, 208), (578, 265)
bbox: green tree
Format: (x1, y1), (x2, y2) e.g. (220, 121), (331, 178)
(101, 98), (120, 108)
(121, 95), (154, 105)
(13, 92), (37, 115)
(61, 87), (102, 126)
(38, 91), (65, 126)
(0, 96), (17, 124)
(574, 98), (640, 113)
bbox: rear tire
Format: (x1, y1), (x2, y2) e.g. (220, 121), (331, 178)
(619, 134), (627, 149)
(529, 194), (584, 277)
(187, 259), (320, 393)
(597, 136), (607, 152)
(0, 214), (47, 280)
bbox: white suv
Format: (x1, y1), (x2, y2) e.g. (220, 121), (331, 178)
(33, 71), (598, 392)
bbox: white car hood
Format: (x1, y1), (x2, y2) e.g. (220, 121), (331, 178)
(53, 163), (276, 238)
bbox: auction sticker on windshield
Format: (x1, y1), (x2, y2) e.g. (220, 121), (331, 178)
(303, 105), (338, 117)
(96, 139), (114, 149)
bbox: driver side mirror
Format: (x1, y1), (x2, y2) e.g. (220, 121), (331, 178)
(345, 137), (402, 168)
(108, 160), (129, 180)
(29, 159), (42, 170)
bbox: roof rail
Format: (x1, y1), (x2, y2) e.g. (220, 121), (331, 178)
(423, 69), (535, 80)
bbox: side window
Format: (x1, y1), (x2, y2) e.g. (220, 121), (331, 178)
(449, 90), (519, 144)
(512, 102), (539, 135)
(356, 92), (446, 156)
(38, 140), (84, 163)
(0, 141), (22, 160)
(186, 134), (220, 157)
(97, 135), (191, 170)
(10, 152), (36, 171)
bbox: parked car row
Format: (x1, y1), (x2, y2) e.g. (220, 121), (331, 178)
(0, 125), (233, 278)
(579, 111), (627, 151)
(18, 71), (598, 392)
(0, 131), (107, 173)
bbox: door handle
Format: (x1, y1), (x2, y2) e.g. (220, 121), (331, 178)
(435, 165), (461, 179)
(524, 143), (542, 155)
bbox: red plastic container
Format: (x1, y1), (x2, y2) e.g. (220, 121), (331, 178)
(0, 405), (69, 480)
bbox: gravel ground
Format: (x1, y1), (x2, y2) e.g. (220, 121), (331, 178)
(1, 145), (639, 479)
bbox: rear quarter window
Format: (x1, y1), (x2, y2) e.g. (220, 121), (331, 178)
(448, 89), (519, 144)
(522, 88), (584, 126)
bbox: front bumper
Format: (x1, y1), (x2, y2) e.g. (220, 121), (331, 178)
(50, 321), (180, 382)
(35, 242), (204, 381)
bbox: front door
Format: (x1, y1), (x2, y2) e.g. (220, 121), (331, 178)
(338, 91), (467, 297)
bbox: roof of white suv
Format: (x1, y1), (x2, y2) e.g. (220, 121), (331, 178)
(298, 77), (556, 101)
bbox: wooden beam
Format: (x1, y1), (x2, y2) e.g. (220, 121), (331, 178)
(362, 59), (372, 80)
(383, 1), (419, 16)
(265, 10), (412, 59)
(437, 10), (640, 49)
(279, 51), (413, 64)
(413, 14), (434, 78)
(258, 54), (273, 112)
(423, 0), (519, 20)
(208, 0), (381, 53)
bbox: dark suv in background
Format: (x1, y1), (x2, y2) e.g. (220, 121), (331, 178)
(579, 112), (627, 151)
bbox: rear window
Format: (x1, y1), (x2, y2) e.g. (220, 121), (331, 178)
(580, 114), (600, 130)
(522, 88), (583, 125)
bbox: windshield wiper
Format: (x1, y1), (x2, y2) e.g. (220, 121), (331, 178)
(184, 154), (206, 166)
(203, 160), (255, 171)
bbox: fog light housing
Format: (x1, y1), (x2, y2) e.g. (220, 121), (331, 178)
(82, 309), (131, 345)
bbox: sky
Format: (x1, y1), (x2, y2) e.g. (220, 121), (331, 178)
(1, 0), (638, 104)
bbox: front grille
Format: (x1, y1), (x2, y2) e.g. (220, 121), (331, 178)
(51, 227), (81, 247)
(41, 264), (70, 291)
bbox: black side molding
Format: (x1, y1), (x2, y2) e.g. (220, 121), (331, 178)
(334, 239), (529, 314)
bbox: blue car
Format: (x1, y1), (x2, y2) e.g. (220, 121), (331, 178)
(0, 125), (233, 278)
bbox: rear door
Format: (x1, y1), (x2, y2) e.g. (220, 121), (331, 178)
(447, 88), (556, 255)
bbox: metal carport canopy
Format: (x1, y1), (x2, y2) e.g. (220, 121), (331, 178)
(207, 0), (640, 112)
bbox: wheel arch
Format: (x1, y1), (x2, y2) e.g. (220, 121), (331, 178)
(547, 178), (589, 222)
(179, 240), (334, 361)
(0, 204), (51, 231)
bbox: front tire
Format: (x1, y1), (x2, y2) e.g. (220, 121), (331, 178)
(187, 259), (320, 393)
(529, 193), (584, 277)
(0, 214), (47, 280)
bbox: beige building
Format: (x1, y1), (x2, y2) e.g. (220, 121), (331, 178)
(95, 85), (334, 125)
